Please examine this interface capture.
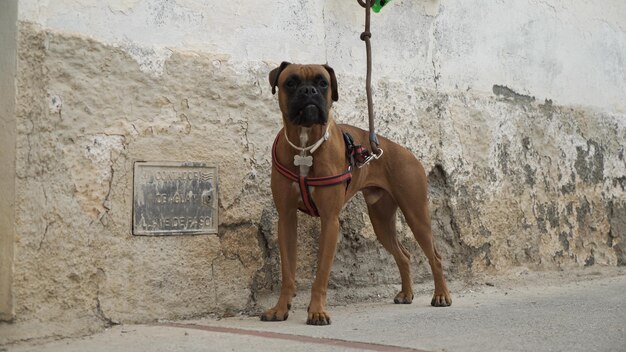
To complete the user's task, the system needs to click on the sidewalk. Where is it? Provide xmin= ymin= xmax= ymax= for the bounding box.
xmin=6 ymin=268 xmax=626 ymax=352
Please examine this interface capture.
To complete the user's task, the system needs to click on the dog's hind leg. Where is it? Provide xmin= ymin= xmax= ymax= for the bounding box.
xmin=391 ymin=165 xmax=452 ymax=307
xmin=364 ymin=187 xmax=414 ymax=304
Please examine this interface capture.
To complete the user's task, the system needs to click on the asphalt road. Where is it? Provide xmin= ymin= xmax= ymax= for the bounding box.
xmin=7 ymin=269 xmax=626 ymax=352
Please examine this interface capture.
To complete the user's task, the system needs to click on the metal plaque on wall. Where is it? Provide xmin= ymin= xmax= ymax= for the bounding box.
xmin=133 ymin=161 xmax=218 ymax=235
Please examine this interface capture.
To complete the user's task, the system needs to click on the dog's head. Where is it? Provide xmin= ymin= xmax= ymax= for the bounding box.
xmin=269 ymin=62 xmax=338 ymax=127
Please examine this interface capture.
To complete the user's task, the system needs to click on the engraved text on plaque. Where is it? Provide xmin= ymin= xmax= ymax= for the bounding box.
xmin=133 ymin=162 xmax=218 ymax=235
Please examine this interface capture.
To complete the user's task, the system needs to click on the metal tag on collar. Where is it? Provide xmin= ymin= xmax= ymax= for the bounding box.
xmin=294 ymin=155 xmax=313 ymax=167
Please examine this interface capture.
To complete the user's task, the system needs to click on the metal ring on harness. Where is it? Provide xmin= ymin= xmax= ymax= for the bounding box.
xmin=358 ymin=147 xmax=383 ymax=168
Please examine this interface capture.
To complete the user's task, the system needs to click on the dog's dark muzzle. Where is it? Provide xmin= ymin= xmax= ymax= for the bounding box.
xmin=289 ymin=85 xmax=328 ymax=126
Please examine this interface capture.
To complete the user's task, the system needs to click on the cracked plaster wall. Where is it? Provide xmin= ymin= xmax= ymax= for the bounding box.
xmin=2 ymin=0 xmax=625 ymax=344
xmin=0 ymin=0 xmax=18 ymax=323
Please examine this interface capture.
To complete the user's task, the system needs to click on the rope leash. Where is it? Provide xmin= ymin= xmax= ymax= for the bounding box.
xmin=357 ymin=0 xmax=384 ymax=163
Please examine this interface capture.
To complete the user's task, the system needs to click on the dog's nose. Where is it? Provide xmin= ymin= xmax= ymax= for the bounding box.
xmin=297 ymin=85 xmax=319 ymax=97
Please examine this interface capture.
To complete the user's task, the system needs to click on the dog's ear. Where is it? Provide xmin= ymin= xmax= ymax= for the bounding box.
xmin=269 ymin=61 xmax=291 ymax=95
xmin=323 ymin=64 xmax=339 ymax=102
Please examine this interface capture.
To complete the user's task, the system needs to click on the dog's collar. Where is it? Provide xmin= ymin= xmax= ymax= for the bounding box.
xmin=272 ymin=130 xmax=353 ymax=217
xmin=283 ymin=124 xmax=330 ymax=154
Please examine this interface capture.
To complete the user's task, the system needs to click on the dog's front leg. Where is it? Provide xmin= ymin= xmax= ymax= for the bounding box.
xmin=261 ymin=208 xmax=297 ymax=321
xmin=307 ymin=214 xmax=340 ymax=325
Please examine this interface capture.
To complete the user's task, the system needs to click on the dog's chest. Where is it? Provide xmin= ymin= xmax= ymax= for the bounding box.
xmin=298 ymin=128 xmax=311 ymax=176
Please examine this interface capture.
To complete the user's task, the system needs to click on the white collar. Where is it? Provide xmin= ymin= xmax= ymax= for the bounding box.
xmin=283 ymin=124 xmax=330 ymax=154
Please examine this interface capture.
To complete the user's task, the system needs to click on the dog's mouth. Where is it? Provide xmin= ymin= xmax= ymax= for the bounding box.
xmin=300 ymin=104 xmax=320 ymax=124
xmin=291 ymin=104 xmax=327 ymax=127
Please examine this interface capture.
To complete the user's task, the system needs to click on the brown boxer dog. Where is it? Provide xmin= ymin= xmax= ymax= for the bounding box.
xmin=261 ymin=62 xmax=451 ymax=325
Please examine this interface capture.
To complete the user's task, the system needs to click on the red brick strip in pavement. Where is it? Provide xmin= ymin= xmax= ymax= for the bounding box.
xmin=158 ymin=322 xmax=428 ymax=352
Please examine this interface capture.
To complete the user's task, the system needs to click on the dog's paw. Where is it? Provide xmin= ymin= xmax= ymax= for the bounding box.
xmin=260 ymin=306 xmax=290 ymax=322
xmin=306 ymin=310 xmax=331 ymax=325
xmin=393 ymin=291 xmax=414 ymax=304
xmin=431 ymin=292 xmax=452 ymax=307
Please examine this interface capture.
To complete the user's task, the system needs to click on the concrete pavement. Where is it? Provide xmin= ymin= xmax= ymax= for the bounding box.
xmin=5 ymin=268 xmax=626 ymax=352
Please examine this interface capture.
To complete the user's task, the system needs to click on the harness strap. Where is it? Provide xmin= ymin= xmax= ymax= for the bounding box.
xmin=272 ymin=131 xmax=353 ymax=217
xmin=298 ymin=176 xmax=319 ymax=216
xmin=343 ymin=131 xmax=372 ymax=166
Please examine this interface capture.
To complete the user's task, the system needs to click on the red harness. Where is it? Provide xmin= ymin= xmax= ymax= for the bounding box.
xmin=272 ymin=131 xmax=353 ymax=217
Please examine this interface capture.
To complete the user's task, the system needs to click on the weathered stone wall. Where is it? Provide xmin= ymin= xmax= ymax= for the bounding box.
xmin=2 ymin=0 xmax=625 ymax=344
xmin=0 ymin=0 xmax=18 ymax=323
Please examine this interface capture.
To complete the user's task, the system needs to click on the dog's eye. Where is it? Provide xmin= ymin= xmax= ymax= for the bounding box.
xmin=318 ymin=80 xmax=328 ymax=88
xmin=285 ymin=80 xmax=297 ymax=89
